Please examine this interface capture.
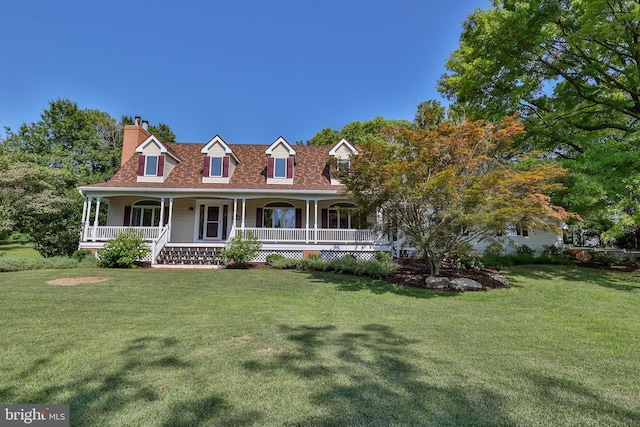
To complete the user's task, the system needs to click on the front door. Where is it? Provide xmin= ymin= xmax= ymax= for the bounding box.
xmin=197 ymin=203 xmax=229 ymax=241
xmin=205 ymin=205 xmax=221 ymax=239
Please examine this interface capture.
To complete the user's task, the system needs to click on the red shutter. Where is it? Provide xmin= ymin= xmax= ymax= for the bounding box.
xmin=295 ymin=208 xmax=302 ymax=228
xmin=222 ymin=157 xmax=229 ymax=177
xmin=203 ymin=156 xmax=210 ymax=177
xmin=157 ymin=155 xmax=165 ymax=176
xmin=123 ymin=206 xmax=131 ymax=226
xmin=321 ymin=209 xmax=328 ymax=228
xmin=330 ymin=161 xmax=337 ymax=179
xmin=267 ymin=157 xmax=274 ymax=178
xmin=256 ymin=208 xmax=263 ymax=227
xmin=137 ymin=156 xmax=145 ymax=176
xmin=522 ymin=229 xmax=529 ymax=237
xmin=286 ymin=157 xmax=293 ymax=179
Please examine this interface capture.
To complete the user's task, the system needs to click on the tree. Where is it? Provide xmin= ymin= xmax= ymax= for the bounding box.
xmin=9 ymin=98 xmax=122 ymax=185
xmin=305 ymin=117 xmax=412 ymax=145
xmin=0 ymin=162 xmax=80 ymax=257
xmin=120 ymin=116 xmax=176 ymax=143
xmin=341 ymin=116 xmax=576 ymax=276
xmin=438 ymin=0 xmax=640 ymax=246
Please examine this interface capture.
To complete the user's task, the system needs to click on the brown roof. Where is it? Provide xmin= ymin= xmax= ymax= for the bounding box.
xmin=84 ymin=142 xmax=341 ymax=192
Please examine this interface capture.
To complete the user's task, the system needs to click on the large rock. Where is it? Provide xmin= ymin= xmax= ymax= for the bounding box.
xmin=425 ymin=276 xmax=451 ymax=289
xmin=449 ymin=277 xmax=483 ymax=291
xmin=487 ymin=273 xmax=509 ymax=286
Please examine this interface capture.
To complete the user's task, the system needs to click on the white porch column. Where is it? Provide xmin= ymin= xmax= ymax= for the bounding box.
xmin=168 ymin=198 xmax=174 ymax=242
xmin=233 ymin=198 xmax=238 ymax=229
xmin=92 ymin=197 xmax=101 ymax=242
xmin=84 ymin=197 xmax=92 ymax=242
xmin=241 ymin=198 xmax=246 ymax=229
xmin=159 ymin=197 xmax=165 ymax=229
xmin=314 ymin=200 xmax=318 ymax=244
xmin=305 ymin=199 xmax=310 ymax=243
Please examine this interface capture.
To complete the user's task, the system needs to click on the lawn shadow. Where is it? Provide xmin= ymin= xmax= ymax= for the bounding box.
xmin=506 ymin=265 xmax=640 ymax=292
xmin=302 ymin=270 xmax=459 ymax=299
xmin=521 ymin=370 xmax=640 ymax=425
xmin=243 ymin=323 xmax=517 ymax=425
xmin=4 ymin=336 xmax=252 ymax=426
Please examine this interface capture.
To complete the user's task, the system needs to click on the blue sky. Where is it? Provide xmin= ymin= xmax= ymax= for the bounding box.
xmin=0 ymin=0 xmax=489 ymax=144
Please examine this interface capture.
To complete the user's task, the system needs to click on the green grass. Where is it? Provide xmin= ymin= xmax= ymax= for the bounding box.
xmin=0 ymin=242 xmax=41 ymax=258
xmin=0 ymin=265 xmax=639 ymax=426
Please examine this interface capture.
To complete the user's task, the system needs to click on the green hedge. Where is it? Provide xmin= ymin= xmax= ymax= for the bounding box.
xmin=270 ymin=254 xmax=396 ymax=279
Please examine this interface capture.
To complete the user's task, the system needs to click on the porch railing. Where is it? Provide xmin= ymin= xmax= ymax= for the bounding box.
xmin=230 ymin=227 xmax=383 ymax=244
xmin=152 ymin=226 xmax=170 ymax=263
xmin=85 ymin=226 xmax=162 ymax=241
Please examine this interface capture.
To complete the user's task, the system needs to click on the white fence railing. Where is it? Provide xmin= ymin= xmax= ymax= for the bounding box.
xmin=152 ymin=226 xmax=170 ymax=263
xmin=85 ymin=226 xmax=162 ymax=241
xmin=230 ymin=227 xmax=383 ymax=244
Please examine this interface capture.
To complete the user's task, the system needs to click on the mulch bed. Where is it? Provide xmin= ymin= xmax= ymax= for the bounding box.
xmin=382 ymin=258 xmax=508 ymax=291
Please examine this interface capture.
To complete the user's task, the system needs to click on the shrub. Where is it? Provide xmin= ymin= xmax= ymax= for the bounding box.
xmin=542 ymin=245 xmax=563 ymax=257
xmin=516 ymin=244 xmax=536 ymax=256
xmin=375 ymin=251 xmax=391 ymax=263
xmin=72 ymin=249 xmax=94 ymax=261
xmin=97 ymin=229 xmax=150 ymax=268
xmin=270 ymin=257 xmax=300 ymax=269
xmin=455 ymin=253 xmax=484 ymax=271
xmin=300 ymin=255 xmax=330 ymax=271
xmin=265 ymin=253 xmax=285 ymax=266
xmin=592 ymin=253 xmax=619 ymax=266
xmin=484 ymin=242 xmax=504 ymax=256
xmin=221 ymin=231 xmax=262 ymax=268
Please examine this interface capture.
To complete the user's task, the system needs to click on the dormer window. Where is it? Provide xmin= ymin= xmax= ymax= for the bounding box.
xmin=210 ymin=157 xmax=223 ymax=177
xmin=145 ymin=155 xmax=159 ymax=176
xmin=337 ymin=158 xmax=350 ymax=174
xmin=135 ymin=135 xmax=179 ymax=182
xmin=201 ymin=136 xmax=237 ymax=183
xmin=265 ymin=137 xmax=296 ymax=184
xmin=274 ymin=158 xmax=287 ymax=178
xmin=137 ymin=154 xmax=165 ymax=177
xmin=329 ymin=138 xmax=358 ymax=185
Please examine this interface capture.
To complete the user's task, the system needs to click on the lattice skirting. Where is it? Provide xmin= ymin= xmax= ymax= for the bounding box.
xmin=252 ymin=249 xmax=377 ymax=262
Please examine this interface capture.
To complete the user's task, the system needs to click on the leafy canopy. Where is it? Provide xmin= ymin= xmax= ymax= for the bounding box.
xmin=341 ymin=115 xmax=576 ymax=276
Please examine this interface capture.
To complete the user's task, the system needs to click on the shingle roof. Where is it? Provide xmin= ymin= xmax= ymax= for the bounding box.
xmin=84 ymin=142 xmax=341 ymax=191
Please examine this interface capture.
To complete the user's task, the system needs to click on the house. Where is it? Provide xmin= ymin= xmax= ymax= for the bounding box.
xmin=77 ymin=117 xmax=562 ymax=266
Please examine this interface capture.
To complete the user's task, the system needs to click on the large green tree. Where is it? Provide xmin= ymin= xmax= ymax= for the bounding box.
xmin=438 ymin=0 xmax=640 ymax=246
xmin=305 ymin=116 xmax=412 ymax=146
xmin=341 ymin=115 xmax=575 ymax=276
xmin=8 ymin=98 xmax=122 ymax=185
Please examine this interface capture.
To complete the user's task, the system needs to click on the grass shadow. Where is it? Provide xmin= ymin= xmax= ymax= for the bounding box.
xmin=2 ymin=335 xmax=245 ymax=426
xmin=521 ymin=370 xmax=640 ymax=424
xmin=506 ymin=264 xmax=640 ymax=292
xmin=243 ymin=323 xmax=517 ymax=425
xmin=302 ymin=270 xmax=459 ymax=299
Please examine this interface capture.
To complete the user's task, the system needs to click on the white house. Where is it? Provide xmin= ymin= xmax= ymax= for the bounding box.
xmin=77 ymin=118 xmax=561 ymax=266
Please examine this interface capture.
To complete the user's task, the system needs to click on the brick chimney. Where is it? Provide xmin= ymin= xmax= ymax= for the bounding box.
xmin=121 ymin=116 xmax=151 ymax=166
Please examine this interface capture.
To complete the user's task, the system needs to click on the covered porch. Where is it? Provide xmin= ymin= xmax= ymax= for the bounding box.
xmin=78 ymin=192 xmax=389 ymax=263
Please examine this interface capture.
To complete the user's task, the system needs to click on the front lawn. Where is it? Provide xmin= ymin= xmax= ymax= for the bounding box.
xmin=0 ymin=265 xmax=638 ymax=426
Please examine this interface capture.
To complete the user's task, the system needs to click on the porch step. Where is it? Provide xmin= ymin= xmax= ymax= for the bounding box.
xmin=156 ymin=246 xmax=223 ymax=266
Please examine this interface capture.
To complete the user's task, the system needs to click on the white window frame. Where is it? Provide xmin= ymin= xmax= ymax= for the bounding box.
xmin=274 ymin=158 xmax=287 ymax=178
xmin=144 ymin=155 xmax=159 ymax=176
xmin=210 ymin=156 xmax=223 ymax=177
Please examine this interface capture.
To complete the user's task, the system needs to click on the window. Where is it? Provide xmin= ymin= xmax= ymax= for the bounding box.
xmin=263 ymin=202 xmax=295 ymax=228
xmin=337 ymin=158 xmax=350 ymax=174
xmin=327 ymin=203 xmax=365 ymax=229
xmin=130 ymin=200 xmax=161 ymax=227
xmin=210 ymin=157 xmax=223 ymax=177
xmin=145 ymin=156 xmax=158 ymax=176
xmin=274 ymin=158 xmax=287 ymax=178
